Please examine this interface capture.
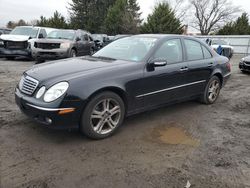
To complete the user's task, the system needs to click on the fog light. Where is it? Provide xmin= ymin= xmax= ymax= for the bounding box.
xmin=45 ymin=117 xmax=52 ymax=124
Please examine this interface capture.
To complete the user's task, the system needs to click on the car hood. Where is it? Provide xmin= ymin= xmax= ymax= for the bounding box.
xmin=35 ymin=38 xmax=72 ymax=44
xmin=242 ymin=56 xmax=250 ymax=62
xmin=0 ymin=34 xmax=31 ymax=41
xmin=26 ymin=57 xmax=132 ymax=83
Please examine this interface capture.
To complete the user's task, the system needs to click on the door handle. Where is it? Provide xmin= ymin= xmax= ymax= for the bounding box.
xmin=208 ymin=62 xmax=214 ymax=67
xmin=180 ymin=67 xmax=189 ymax=72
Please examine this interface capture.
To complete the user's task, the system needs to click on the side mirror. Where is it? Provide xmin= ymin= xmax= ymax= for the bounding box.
xmin=76 ymin=37 xmax=81 ymax=42
xmin=38 ymin=33 xmax=44 ymax=39
xmin=84 ymin=34 xmax=89 ymax=41
xmin=147 ymin=58 xmax=167 ymax=71
xmin=151 ymin=58 xmax=167 ymax=67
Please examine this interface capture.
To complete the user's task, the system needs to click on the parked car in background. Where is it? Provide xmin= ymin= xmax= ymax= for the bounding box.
xmin=0 ymin=26 xmax=54 ymax=60
xmin=204 ymin=38 xmax=234 ymax=59
xmin=113 ymin=35 xmax=131 ymax=41
xmin=239 ymin=56 xmax=250 ymax=73
xmin=92 ymin=34 xmax=110 ymax=50
xmin=0 ymin=28 xmax=12 ymax=35
xmin=15 ymin=35 xmax=231 ymax=139
xmin=0 ymin=28 xmax=12 ymax=48
xmin=32 ymin=29 xmax=95 ymax=63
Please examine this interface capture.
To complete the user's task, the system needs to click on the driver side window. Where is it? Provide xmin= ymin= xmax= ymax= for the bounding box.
xmin=154 ymin=39 xmax=183 ymax=64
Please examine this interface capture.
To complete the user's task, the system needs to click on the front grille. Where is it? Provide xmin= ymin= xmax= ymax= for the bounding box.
xmin=244 ymin=61 xmax=250 ymax=65
xmin=38 ymin=52 xmax=57 ymax=55
xmin=19 ymin=75 xmax=39 ymax=96
xmin=5 ymin=41 xmax=28 ymax=49
xmin=35 ymin=42 xmax=61 ymax=49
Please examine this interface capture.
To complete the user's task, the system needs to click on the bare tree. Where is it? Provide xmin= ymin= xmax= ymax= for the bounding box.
xmin=190 ymin=0 xmax=240 ymax=35
xmin=160 ymin=0 xmax=189 ymax=21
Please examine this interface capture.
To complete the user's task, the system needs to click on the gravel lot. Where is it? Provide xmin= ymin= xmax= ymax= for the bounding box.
xmin=0 ymin=55 xmax=250 ymax=188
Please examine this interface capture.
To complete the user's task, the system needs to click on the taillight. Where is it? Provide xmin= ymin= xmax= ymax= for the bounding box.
xmin=226 ymin=62 xmax=231 ymax=72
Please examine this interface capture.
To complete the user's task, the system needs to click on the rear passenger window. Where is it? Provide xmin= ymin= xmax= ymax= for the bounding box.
xmin=202 ymin=45 xmax=212 ymax=59
xmin=154 ymin=39 xmax=183 ymax=64
xmin=184 ymin=39 xmax=203 ymax=61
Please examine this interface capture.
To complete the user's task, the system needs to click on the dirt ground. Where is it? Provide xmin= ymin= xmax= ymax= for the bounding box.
xmin=0 ymin=55 xmax=250 ymax=188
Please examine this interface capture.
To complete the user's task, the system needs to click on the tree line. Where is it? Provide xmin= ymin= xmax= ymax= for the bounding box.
xmin=6 ymin=0 xmax=249 ymax=35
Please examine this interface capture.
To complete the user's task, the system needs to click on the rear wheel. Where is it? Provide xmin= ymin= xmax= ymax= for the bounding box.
xmin=80 ymin=92 xmax=125 ymax=139
xmin=200 ymin=76 xmax=221 ymax=104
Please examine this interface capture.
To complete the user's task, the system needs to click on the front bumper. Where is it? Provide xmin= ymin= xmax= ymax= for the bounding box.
xmin=239 ymin=62 xmax=250 ymax=72
xmin=32 ymin=48 xmax=70 ymax=60
xmin=15 ymin=88 xmax=82 ymax=130
xmin=0 ymin=47 xmax=31 ymax=58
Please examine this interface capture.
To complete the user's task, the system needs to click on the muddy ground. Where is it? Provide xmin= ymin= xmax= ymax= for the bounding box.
xmin=0 ymin=55 xmax=250 ymax=188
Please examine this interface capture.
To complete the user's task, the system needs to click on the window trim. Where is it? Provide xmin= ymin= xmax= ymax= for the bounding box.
xmin=183 ymin=39 xmax=205 ymax=62
xmin=152 ymin=38 xmax=184 ymax=65
xmin=201 ymin=44 xmax=213 ymax=59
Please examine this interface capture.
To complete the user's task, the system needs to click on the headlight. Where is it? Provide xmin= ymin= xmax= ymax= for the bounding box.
xmin=36 ymin=86 xmax=46 ymax=99
xmin=44 ymin=82 xmax=69 ymax=103
xmin=60 ymin=43 xmax=70 ymax=49
xmin=240 ymin=58 xmax=245 ymax=64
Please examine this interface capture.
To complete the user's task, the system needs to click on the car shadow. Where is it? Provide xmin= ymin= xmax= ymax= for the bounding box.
xmin=22 ymin=100 xmax=202 ymax=144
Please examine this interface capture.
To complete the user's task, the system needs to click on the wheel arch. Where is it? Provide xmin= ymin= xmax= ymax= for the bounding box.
xmin=86 ymin=86 xmax=129 ymax=112
xmin=212 ymin=72 xmax=223 ymax=86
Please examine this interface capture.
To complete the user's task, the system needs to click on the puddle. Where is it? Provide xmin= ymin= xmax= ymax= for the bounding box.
xmin=158 ymin=127 xmax=200 ymax=146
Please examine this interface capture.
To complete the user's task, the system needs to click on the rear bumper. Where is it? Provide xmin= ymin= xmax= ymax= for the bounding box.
xmin=32 ymin=48 xmax=70 ymax=60
xmin=223 ymin=72 xmax=231 ymax=87
xmin=0 ymin=47 xmax=31 ymax=58
xmin=15 ymin=88 xmax=81 ymax=130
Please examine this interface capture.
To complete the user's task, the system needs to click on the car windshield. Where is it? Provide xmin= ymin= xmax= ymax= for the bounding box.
xmin=47 ymin=30 xmax=76 ymax=40
xmin=93 ymin=36 xmax=158 ymax=62
xmin=10 ymin=27 xmax=39 ymax=38
xmin=212 ymin=39 xmax=227 ymax=45
xmin=92 ymin=34 xmax=103 ymax=42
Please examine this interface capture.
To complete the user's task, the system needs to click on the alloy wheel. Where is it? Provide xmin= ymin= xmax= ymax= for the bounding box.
xmin=90 ymin=98 xmax=121 ymax=135
xmin=208 ymin=80 xmax=220 ymax=103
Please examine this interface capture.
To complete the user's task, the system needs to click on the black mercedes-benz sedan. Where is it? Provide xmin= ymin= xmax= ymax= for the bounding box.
xmin=239 ymin=56 xmax=250 ymax=73
xmin=15 ymin=35 xmax=231 ymax=139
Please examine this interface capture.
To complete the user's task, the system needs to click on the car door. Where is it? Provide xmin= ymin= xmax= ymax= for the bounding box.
xmin=139 ymin=38 xmax=189 ymax=109
xmin=183 ymin=39 xmax=214 ymax=96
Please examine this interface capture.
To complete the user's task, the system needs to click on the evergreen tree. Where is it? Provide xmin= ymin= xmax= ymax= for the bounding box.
xmin=103 ymin=0 xmax=127 ymax=35
xmin=36 ymin=11 xmax=68 ymax=29
xmin=217 ymin=13 xmax=250 ymax=35
xmin=127 ymin=0 xmax=142 ymax=26
xmin=69 ymin=0 xmax=116 ymax=33
xmin=103 ymin=0 xmax=142 ymax=35
xmin=140 ymin=2 xmax=183 ymax=34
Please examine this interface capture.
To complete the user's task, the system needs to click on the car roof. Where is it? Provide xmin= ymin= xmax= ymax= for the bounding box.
xmin=135 ymin=34 xmax=197 ymax=39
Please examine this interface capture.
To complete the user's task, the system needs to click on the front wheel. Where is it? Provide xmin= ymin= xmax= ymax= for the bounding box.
xmin=200 ymin=76 xmax=221 ymax=104
xmin=80 ymin=92 xmax=125 ymax=139
xmin=6 ymin=57 xmax=15 ymax=60
xmin=69 ymin=49 xmax=77 ymax=58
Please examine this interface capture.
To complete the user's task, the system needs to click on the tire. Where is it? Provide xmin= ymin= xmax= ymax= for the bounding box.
xmin=36 ymin=59 xmax=45 ymax=64
xmin=69 ymin=49 xmax=77 ymax=57
xmin=200 ymin=76 xmax=221 ymax=104
xmin=80 ymin=92 xmax=125 ymax=139
xmin=6 ymin=57 xmax=15 ymax=60
xmin=90 ymin=48 xmax=94 ymax=56
xmin=241 ymin=70 xmax=248 ymax=74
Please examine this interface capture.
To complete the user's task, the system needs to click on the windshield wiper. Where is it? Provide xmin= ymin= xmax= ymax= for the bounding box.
xmin=92 ymin=56 xmax=116 ymax=61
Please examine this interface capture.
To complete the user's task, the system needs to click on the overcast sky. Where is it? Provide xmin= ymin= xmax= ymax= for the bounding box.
xmin=0 ymin=0 xmax=249 ymax=28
